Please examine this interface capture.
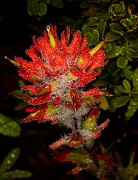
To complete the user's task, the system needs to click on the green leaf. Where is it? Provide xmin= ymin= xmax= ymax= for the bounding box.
xmin=125 ymin=103 xmax=138 ymax=119
xmin=103 ymin=42 xmax=113 ymax=52
xmin=84 ymin=29 xmax=99 ymax=45
xmin=98 ymin=96 xmax=109 ymax=110
xmin=92 ymin=79 xmax=106 ymax=87
xmin=0 ymin=148 xmax=20 ymax=174
xmin=0 ymin=114 xmax=21 ymax=137
xmin=87 ymin=17 xmax=99 ymax=26
xmin=96 ymin=12 xmax=110 ymax=20
xmin=105 ymin=46 xmax=121 ymax=59
xmin=113 ymin=87 xmax=122 ymax=96
xmin=121 ymin=46 xmax=129 ymax=56
xmin=108 ymin=1 xmax=126 ymax=19
xmin=107 ymin=97 xmax=117 ymax=112
xmin=127 ymin=49 xmax=138 ymax=59
xmin=117 ymin=56 xmax=128 ymax=68
xmin=130 ymin=98 xmax=138 ymax=106
xmin=110 ymin=23 xmax=124 ymax=35
xmin=134 ymin=95 xmax=138 ymax=100
xmin=122 ymin=66 xmax=133 ymax=80
xmin=121 ymin=15 xmax=138 ymax=32
xmin=114 ymin=85 xmax=128 ymax=95
xmin=115 ymin=96 xmax=130 ymax=107
xmin=97 ymin=20 xmax=106 ymax=38
xmin=128 ymin=40 xmax=138 ymax=48
xmin=27 ymin=0 xmax=38 ymax=16
xmin=82 ymin=24 xmax=92 ymax=33
xmin=15 ymin=102 xmax=28 ymax=111
xmin=133 ymin=68 xmax=138 ymax=87
xmin=2 ymin=169 xmax=32 ymax=179
xmin=123 ymin=79 xmax=131 ymax=92
xmin=132 ymin=87 xmax=138 ymax=94
xmin=105 ymin=31 xmax=121 ymax=42
xmin=11 ymin=90 xmax=23 ymax=100
xmin=50 ymin=0 xmax=63 ymax=8
xmin=37 ymin=2 xmax=47 ymax=16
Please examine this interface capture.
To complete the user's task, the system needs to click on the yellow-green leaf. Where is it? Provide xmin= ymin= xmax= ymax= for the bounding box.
xmin=2 ymin=169 xmax=32 ymax=179
xmin=0 ymin=148 xmax=20 ymax=174
xmin=0 ymin=114 xmax=21 ymax=137
xmin=125 ymin=103 xmax=138 ymax=119
xmin=123 ymin=79 xmax=131 ymax=92
xmin=133 ymin=68 xmax=138 ymax=87
xmin=115 ymin=96 xmax=130 ymax=107
xmin=99 ymin=96 xmax=109 ymax=110
xmin=117 ymin=56 xmax=128 ymax=68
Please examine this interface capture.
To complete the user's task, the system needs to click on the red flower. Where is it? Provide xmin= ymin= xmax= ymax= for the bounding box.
xmin=8 ymin=24 xmax=111 ymax=174
xmin=14 ymin=24 xmax=107 ymax=125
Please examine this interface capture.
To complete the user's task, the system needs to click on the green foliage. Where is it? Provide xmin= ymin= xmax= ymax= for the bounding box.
xmin=0 ymin=114 xmax=21 ymax=137
xmin=0 ymin=148 xmax=32 ymax=179
xmin=11 ymin=81 xmax=28 ymax=111
xmin=0 ymin=113 xmax=32 ymax=179
xmin=81 ymin=0 xmax=138 ymax=120
xmin=116 ymin=150 xmax=138 ymax=180
xmin=27 ymin=0 xmax=63 ymax=16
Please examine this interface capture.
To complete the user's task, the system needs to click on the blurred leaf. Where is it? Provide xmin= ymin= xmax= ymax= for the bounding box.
xmin=84 ymin=29 xmax=99 ymax=44
xmin=133 ymin=95 xmax=138 ymax=100
xmin=122 ymin=66 xmax=133 ymax=80
xmin=87 ymin=17 xmax=99 ymax=26
xmin=98 ymin=96 xmax=109 ymax=110
xmin=82 ymin=24 xmax=92 ymax=33
xmin=27 ymin=0 xmax=38 ymax=16
xmin=114 ymin=85 xmax=128 ymax=95
xmin=121 ymin=15 xmax=138 ymax=32
xmin=133 ymin=68 xmax=138 ymax=87
xmin=123 ymin=79 xmax=131 ymax=92
xmin=115 ymin=96 xmax=130 ymax=107
xmin=37 ymin=2 xmax=47 ymax=16
xmin=92 ymin=79 xmax=106 ymax=87
xmin=2 ymin=169 xmax=32 ymax=179
xmin=121 ymin=46 xmax=129 ymax=56
xmin=103 ymin=42 xmax=113 ymax=52
xmin=117 ymin=56 xmax=128 ymax=68
xmin=107 ymin=97 xmax=117 ymax=112
xmin=130 ymin=98 xmax=138 ymax=106
xmin=0 ymin=114 xmax=21 ymax=137
xmin=127 ymin=49 xmax=138 ymax=59
xmin=97 ymin=20 xmax=106 ymax=38
xmin=15 ymin=102 xmax=28 ymax=111
xmin=110 ymin=23 xmax=124 ymax=35
xmin=50 ymin=0 xmax=63 ymax=8
xmin=113 ymin=87 xmax=122 ymax=96
xmin=108 ymin=1 xmax=126 ymax=19
xmin=125 ymin=103 xmax=138 ymax=119
xmin=0 ymin=149 xmax=20 ymax=174
xmin=11 ymin=90 xmax=23 ymax=100
xmin=96 ymin=12 xmax=110 ymax=20
xmin=105 ymin=46 xmax=121 ymax=59
xmin=105 ymin=31 xmax=121 ymax=42
xmin=132 ymin=87 xmax=138 ymax=94
xmin=128 ymin=40 xmax=138 ymax=48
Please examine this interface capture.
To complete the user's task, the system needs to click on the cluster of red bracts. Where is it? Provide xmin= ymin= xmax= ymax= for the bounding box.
xmin=13 ymin=24 xmax=109 ymax=150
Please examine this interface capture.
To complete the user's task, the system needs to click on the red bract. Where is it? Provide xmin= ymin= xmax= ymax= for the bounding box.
xmin=11 ymin=25 xmax=111 ymax=174
xmin=14 ymin=24 xmax=107 ymax=125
